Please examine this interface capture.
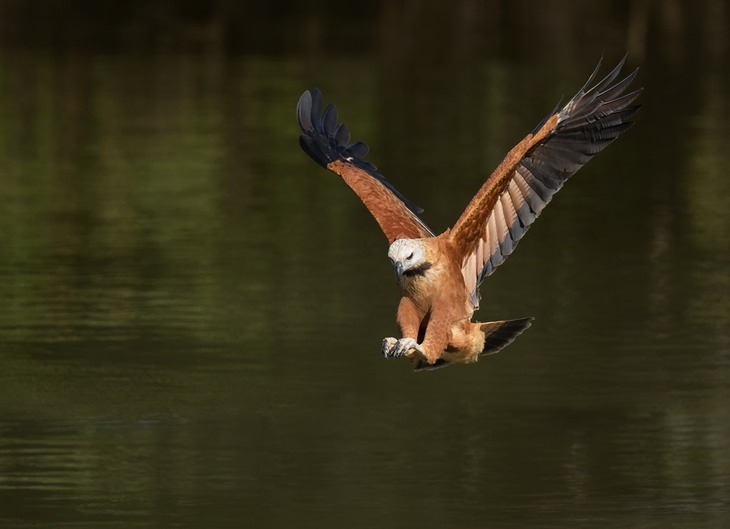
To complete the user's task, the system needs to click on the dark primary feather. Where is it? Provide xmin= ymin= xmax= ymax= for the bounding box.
xmin=297 ymin=89 xmax=425 ymax=216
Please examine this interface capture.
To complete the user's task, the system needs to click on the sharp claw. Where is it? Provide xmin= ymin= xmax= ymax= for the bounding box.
xmin=381 ymin=337 xmax=423 ymax=360
xmin=382 ymin=338 xmax=398 ymax=358
xmin=396 ymin=338 xmax=416 ymax=358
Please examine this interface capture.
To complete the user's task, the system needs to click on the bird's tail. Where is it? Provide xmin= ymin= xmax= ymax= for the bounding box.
xmin=480 ymin=317 xmax=534 ymax=356
xmin=414 ymin=317 xmax=533 ymax=371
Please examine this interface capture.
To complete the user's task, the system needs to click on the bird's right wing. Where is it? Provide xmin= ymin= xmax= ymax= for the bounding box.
xmin=449 ymin=57 xmax=641 ymax=309
xmin=298 ymin=89 xmax=434 ymax=244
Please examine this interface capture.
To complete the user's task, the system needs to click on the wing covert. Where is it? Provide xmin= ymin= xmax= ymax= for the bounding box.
xmin=297 ymin=89 xmax=434 ymax=243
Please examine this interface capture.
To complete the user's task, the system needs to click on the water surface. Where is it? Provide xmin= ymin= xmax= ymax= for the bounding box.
xmin=0 ymin=8 xmax=729 ymax=528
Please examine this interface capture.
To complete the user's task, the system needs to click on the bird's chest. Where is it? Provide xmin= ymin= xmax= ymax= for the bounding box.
xmin=398 ymin=260 xmax=472 ymax=321
xmin=398 ymin=267 xmax=445 ymax=313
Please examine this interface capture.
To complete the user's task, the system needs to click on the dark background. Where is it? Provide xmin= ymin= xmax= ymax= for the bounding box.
xmin=0 ymin=1 xmax=728 ymax=528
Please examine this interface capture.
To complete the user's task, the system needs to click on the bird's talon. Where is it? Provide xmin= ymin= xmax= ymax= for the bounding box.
xmin=381 ymin=337 xmax=420 ymax=359
xmin=382 ymin=337 xmax=398 ymax=358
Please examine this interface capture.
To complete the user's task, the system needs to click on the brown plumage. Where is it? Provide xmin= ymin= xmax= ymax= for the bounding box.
xmin=297 ymin=57 xmax=641 ymax=370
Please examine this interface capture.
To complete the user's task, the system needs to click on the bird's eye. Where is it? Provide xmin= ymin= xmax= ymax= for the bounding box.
xmin=406 ymin=252 xmax=414 ymax=261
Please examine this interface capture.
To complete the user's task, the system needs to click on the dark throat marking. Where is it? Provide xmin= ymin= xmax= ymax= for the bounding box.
xmin=403 ymin=261 xmax=432 ymax=277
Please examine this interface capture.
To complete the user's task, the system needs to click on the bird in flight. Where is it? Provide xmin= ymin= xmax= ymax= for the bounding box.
xmin=297 ymin=57 xmax=641 ymax=371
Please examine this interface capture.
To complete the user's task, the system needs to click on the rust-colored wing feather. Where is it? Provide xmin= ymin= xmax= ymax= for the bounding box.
xmin=297 ymin=89 xmax=433 ymax=243
xmin=450 ymin=57 xmax=642 ymax=309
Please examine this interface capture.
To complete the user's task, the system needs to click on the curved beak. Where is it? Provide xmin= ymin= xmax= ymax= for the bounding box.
xmin=394 ymin=261 xmax=404 ymax=279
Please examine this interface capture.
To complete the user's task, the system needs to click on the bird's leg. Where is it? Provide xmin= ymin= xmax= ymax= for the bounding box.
xmin=416 ymin=306 xmax=451 ymax=365
xmin=381 ymin=297 xmax=426 ymax=360
xmin=381 ymin=337 xmax=424 ymax=359
xmin=382 ymin=302 xmax=449 ymax=364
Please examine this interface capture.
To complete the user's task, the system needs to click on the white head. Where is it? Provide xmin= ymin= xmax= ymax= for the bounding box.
xmin=387 ymin=239 xmax=428 ymax=279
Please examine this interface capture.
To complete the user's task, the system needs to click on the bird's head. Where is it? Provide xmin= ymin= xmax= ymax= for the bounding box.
xmin=388 ymin=239 xmax=430 ymax=280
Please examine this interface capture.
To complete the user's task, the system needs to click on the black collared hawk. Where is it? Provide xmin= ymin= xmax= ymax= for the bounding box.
xmin=297 ymin=57 xmax=641 ymax=370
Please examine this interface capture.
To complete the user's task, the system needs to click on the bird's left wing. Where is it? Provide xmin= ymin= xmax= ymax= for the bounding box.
xmin=298 ymin=89 xmax=434 ymax=244
xmin=449 ymin=57 xmax=642 ymax=309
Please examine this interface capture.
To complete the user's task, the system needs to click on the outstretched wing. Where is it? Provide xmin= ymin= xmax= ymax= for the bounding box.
xmin=449 ymin=57 xmax=642 ymax=309
xmin=298 ymin=89 xmax=434 ymax=243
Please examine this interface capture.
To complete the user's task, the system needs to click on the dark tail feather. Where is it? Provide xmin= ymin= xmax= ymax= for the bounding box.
xmin=414 ymin=317 xmax=533 ymax=372
xmin=413 ymin=357 xmax=451 ymax=372
xmin=480 ymin=317 xmax=534 ymax=356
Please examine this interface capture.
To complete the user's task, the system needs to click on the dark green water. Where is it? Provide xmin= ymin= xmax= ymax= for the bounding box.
xmin=0 ymin=7 xmax=729 ymax=528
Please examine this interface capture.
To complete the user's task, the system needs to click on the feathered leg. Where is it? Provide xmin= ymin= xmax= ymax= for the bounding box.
xmin=413 ymin=317 xmax=533 ymax=371
xmin=382 ymin=297 xmax=426 ymax=359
